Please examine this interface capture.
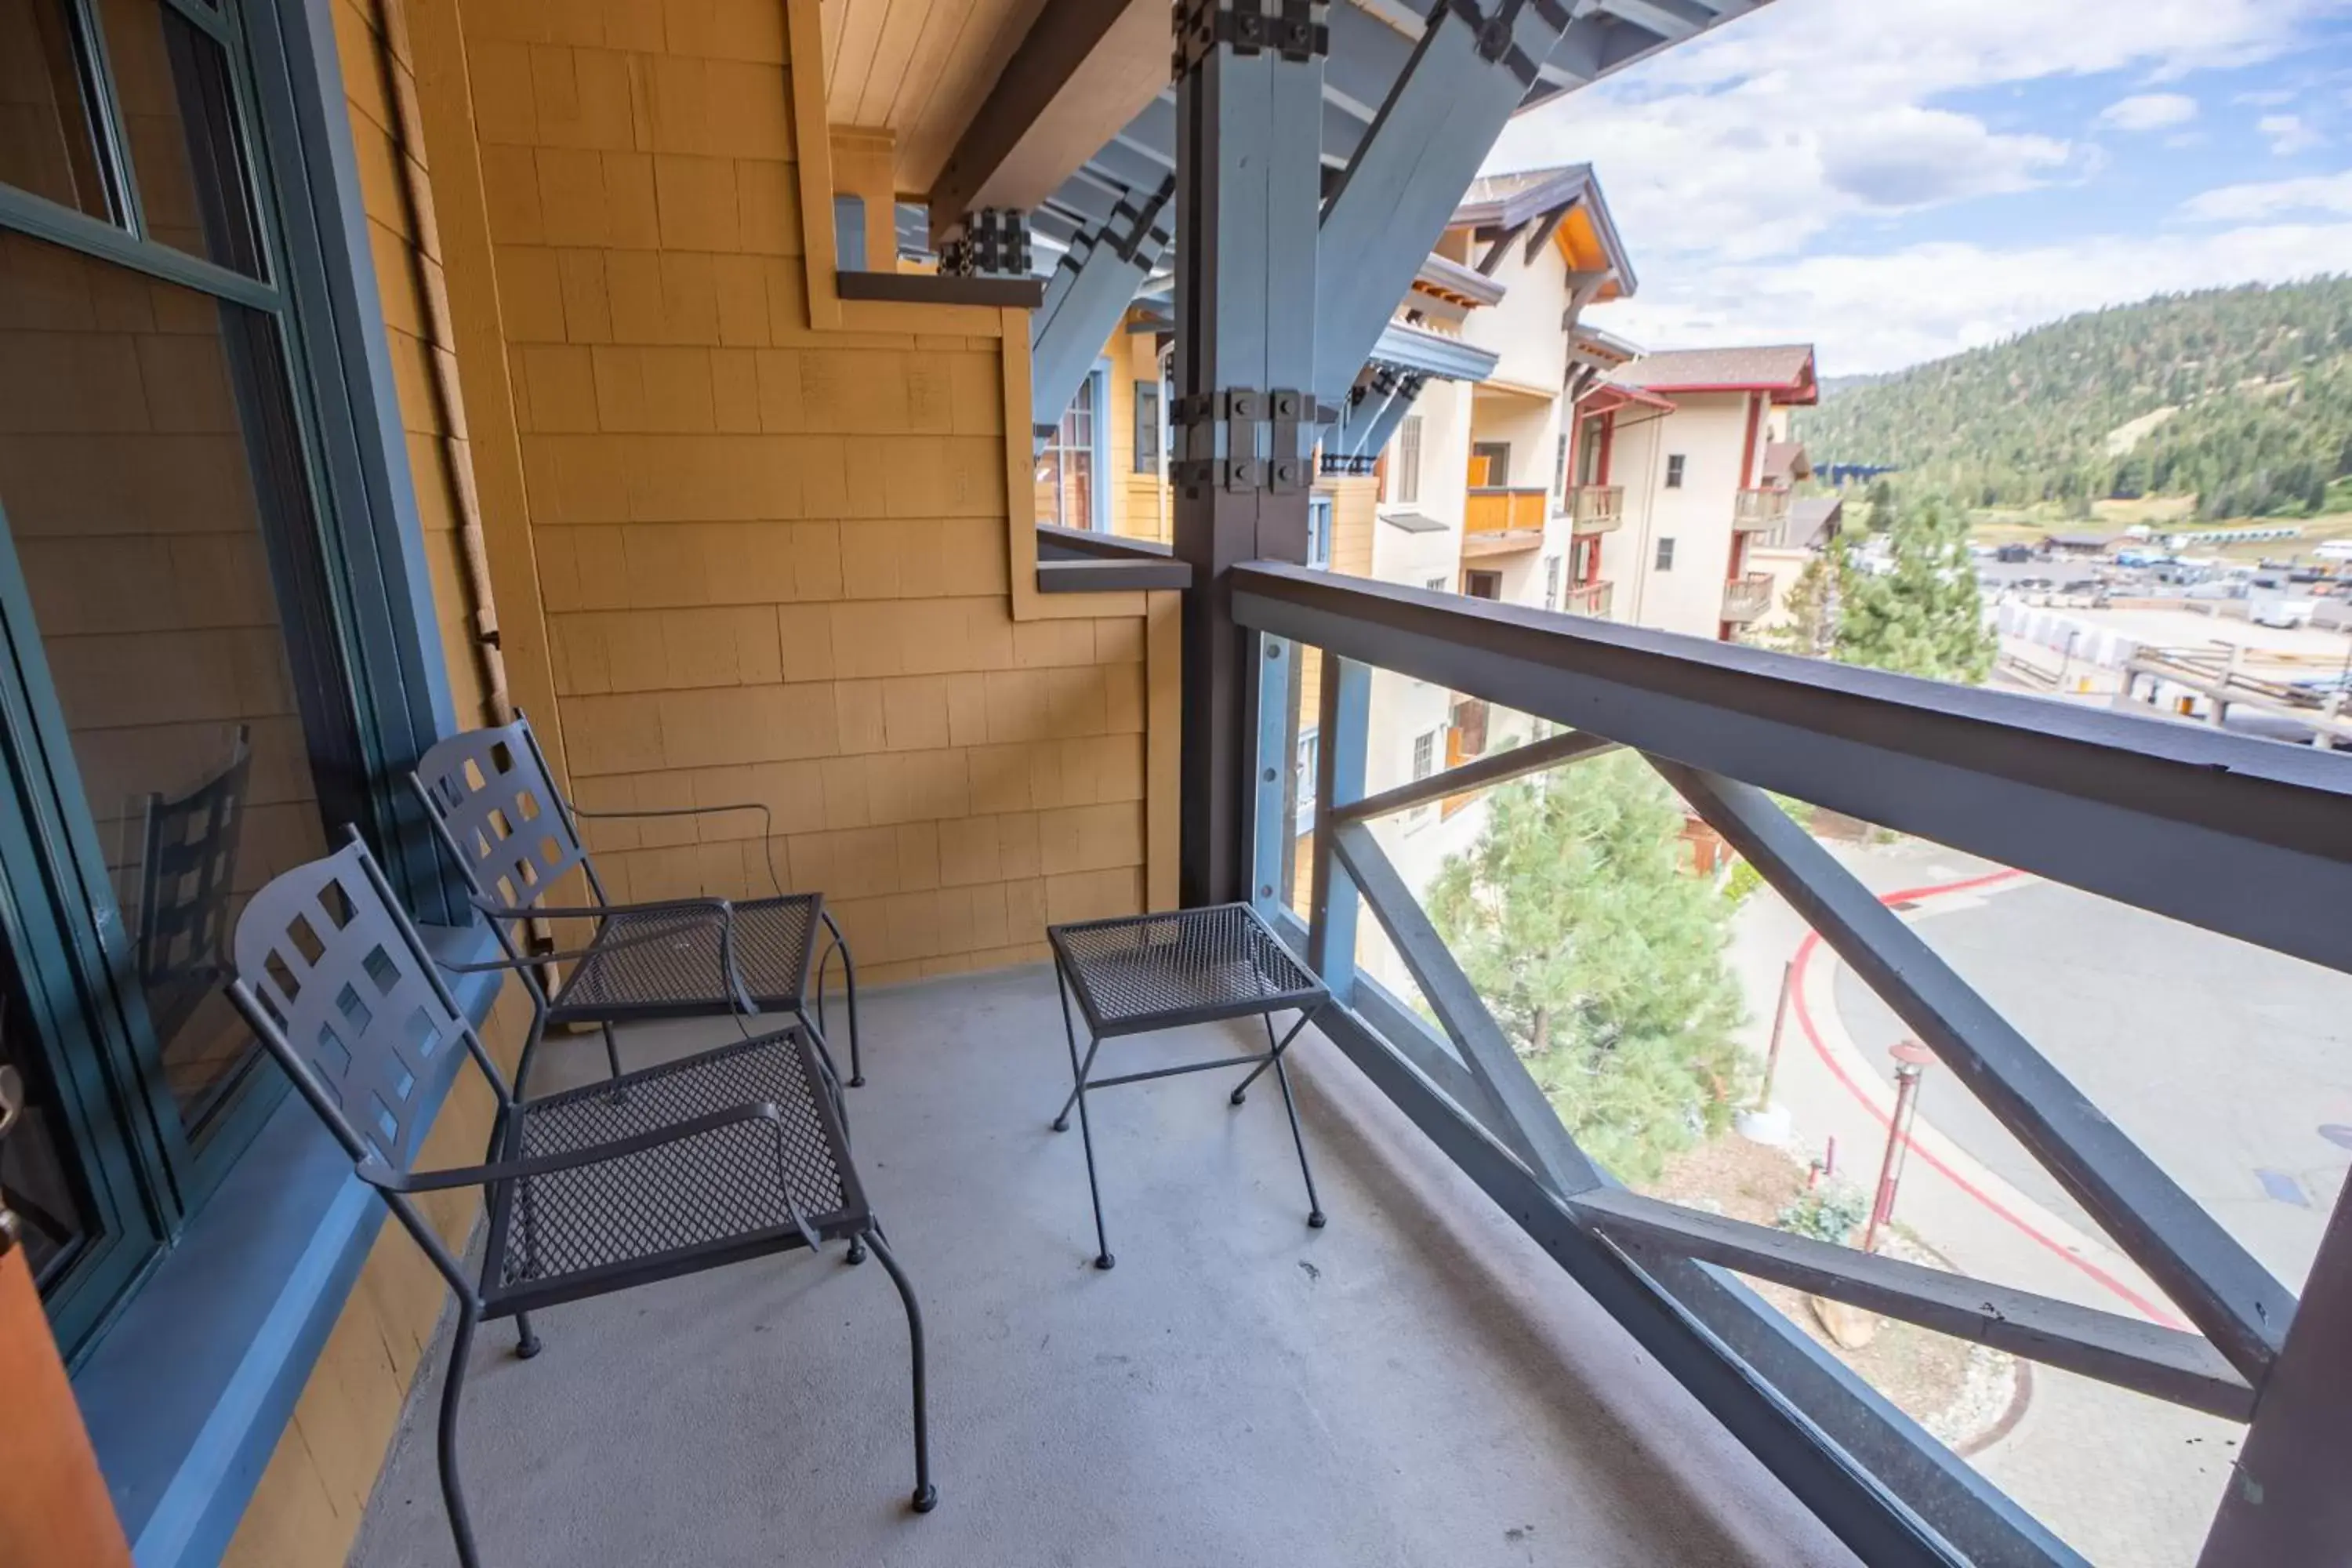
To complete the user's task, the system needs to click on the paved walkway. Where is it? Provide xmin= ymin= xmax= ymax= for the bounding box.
xmin=1726 ymin=836 xmax=2352 ymax=1568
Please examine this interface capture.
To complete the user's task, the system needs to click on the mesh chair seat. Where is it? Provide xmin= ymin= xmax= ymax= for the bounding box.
xmin=485 ymin=1029 xmax=862 ymax=1310
xmin=1049 ymin=904 xmax=1326 ymax=1039
xmin=548 ymin=894 xmax=822 ymax=1024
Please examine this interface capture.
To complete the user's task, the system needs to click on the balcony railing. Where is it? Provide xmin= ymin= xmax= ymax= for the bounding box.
xmin=1462 ymin=488 xmax=1547 ymax=553
xmin=1238 ymin=562 xmax=2352 ymax=1568
xmin=1563 ymin=579 xmax=1613 ymax=619
xmin=1569 ymin=485 xmax=1624 ymax=535
xmin=1734 ymin=487 xmax=1791 ymax=535
xmin=1720 ymin=571 xmax=1774 ymax=622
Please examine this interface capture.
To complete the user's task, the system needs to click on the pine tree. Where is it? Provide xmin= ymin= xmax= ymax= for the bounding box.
xmin=1833 ymin=492 xmax=1995 ymax=685
xmin=1425 ymin=753 xmax=1746 ymax=1184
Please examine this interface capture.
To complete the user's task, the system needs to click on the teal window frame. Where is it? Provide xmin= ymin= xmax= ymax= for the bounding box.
xmin=0 ymin=0 xmax=470 ymax=1363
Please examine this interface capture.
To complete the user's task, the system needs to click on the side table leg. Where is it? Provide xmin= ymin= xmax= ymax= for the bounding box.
xmin=1268 ymin=1010 xmax=1327 ymax=1229
xmin=1052 ymin=962 xmax=1116 ymax=1269
xmin=1229 ymin=1011 xmax=1284 ymax=1105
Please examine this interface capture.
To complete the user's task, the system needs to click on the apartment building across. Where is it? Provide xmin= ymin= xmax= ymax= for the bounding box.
xmin=1577 ymin=344 xmax=1822 ymax=640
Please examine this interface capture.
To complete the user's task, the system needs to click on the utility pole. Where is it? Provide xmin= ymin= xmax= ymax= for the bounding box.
xmin=1864 ymin=1039 xmax=1933 ymax=1254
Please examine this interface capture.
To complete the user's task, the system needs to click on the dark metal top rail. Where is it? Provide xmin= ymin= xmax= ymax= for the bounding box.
xmin=1231 ymin=561 xmax=2352 ymax=976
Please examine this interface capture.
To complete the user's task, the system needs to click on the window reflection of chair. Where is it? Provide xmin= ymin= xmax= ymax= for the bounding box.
xmin=134 ymin=726 xmax=252 ymax=1048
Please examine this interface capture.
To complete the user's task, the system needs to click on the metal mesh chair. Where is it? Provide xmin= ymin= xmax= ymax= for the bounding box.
xmin=224 ymin=830 xmax=935 ymax=1568
xmin=1047 ymin=903 xmax=1330 ymax=1268
xmin=410 ymin=717 xmax=864 ymax=1098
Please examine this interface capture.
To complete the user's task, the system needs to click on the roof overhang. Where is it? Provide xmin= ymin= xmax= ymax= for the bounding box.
xmin=1372 ymin=319 xmax=1500 ymax=383
xmin=1577 ymin=383 xmax=1678 ymax=416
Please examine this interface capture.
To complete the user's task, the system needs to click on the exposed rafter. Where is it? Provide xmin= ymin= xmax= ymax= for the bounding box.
xmin=924 ymin=0 xmax=1167 ymax=248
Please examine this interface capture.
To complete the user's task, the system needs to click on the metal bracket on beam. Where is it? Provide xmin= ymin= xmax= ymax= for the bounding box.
xmin=1175 ymin=0 xmax=1330 ymax=74
xmin=941 ymin=208 xmax=1031 ymax=277
xmin=1171 ymin=387 xmax=1309 ymax=492
xmin=1444 ymin=0 xmax=1542 ymax=83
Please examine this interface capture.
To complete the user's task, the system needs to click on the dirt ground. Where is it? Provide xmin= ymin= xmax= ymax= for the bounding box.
xmin=1642 ymin=1134 xmax=1990 ymax=1436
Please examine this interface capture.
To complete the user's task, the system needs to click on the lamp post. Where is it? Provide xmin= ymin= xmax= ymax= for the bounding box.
xmin=1864 ymin=1039 xmax=1934 ymax=1254
xmin=1736 ymin=960 xmax=1798 ymax=1146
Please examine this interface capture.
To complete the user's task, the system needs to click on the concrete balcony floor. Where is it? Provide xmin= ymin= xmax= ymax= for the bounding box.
xmin=352 ymin=964 xmax=1859 ymax=1568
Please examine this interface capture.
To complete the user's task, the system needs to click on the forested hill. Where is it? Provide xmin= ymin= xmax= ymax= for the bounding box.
xmin=1794 ymin=278 xmax=2352 ymax=518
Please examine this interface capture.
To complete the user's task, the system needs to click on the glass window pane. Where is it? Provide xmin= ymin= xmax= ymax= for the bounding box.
xmin=0 ymin=0 xmax=112 ymax=219
xmin=1 ymin=941 xmax=97 ymax=1290
xmin=0 ymin=230 xmax=327 ymax=1138
xmin=98 ymin=0 xmax=263 ymax=275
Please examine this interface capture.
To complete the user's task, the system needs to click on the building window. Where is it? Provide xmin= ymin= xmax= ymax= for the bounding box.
xmin=1412 ymin=731 xmax=1437 ymax=780
xmin=1465 ymin=569 xmax=1502 ymax=601
xmin=1577 ymin=415 xmax=1606 ymax=485
xmin=1393 ymin=415 xmax=1423 ymax=503
xmin=1544 ymin=555 xmax=1562 ymax=609
xmin=1657 ymin=537 xmax=1677 ymax=571
xmin=1036 ymin=372 xmax=1102 ymax=529
xmin=0 ymin=0 xmax=465 ymax=1357
xmin=1426 ymin=575 xmax=1449 ymax=593
xmin=1470 ymin=441 xmax=1510 ymax=486
xmin=1308 ymin=494 xmax=1334 ymax=568
xmin=1295 ymin=730 xmax=1320 ymax=832
xmin=1665 ymin=454 xmax=1686 ymax=488
xmin=833 ymin=194 xmax=867 ymax=270
xmin=1134 ymin=380 xmax=1161 ymax=473
xmin=1552 ymin=432 xmax=1568 ymax=511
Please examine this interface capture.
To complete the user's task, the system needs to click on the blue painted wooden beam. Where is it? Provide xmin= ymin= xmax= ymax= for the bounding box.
xmin=1030 ymin=176 xmax=1174 ymax=437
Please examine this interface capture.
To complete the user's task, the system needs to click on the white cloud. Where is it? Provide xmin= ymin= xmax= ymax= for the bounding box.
xmin=1490 ymin=0 xmax=2334 ymax=263
xmin=2100 ymin=93 xmax=2201 ymax=130
xmin=2259 ymin=113 xmax=2328 ymax=154
xmin=2183 ymin=169 xmax=2352 ymax=220
xmin=1588 ymin=224 xmax=2352 ymax=376
xmin=1479 ymin=0 xmax=2349 ymax=374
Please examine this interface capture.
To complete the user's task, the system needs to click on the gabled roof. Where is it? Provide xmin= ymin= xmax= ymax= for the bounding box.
xmin=1606 ymin=345 xmax=1818 ymax=405
xmin=1787 ymin=496 xmax=1844 ymax=551
xmin=1449 ymin=163 xmax=1635 ymax=300
xmin=1764 ymin=440 xmax=1811 ymax=484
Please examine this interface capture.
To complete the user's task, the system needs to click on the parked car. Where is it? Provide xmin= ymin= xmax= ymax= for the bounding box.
xmin=2252 ymin=596 xmax=2317 ymax=629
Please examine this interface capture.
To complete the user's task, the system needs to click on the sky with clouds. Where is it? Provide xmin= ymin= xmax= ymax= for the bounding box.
xmin=1483 ymin=0 xmax=2352 ymax=376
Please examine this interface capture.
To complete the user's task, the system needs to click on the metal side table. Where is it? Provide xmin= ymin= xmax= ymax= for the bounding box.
xmin=1046 ymin=904 xmax=1330 ymax=1269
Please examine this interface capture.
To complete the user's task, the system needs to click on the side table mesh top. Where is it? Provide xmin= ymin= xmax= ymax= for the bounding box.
xmin=1046 ymin=903 xmax=1332 ymax=1269
xmin=1049 ymin=904 xmax=1325 ymax=1037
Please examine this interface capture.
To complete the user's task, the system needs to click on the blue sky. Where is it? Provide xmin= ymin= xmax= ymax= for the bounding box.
xmin=1484 ymin=0 xmax=2352 ymax=375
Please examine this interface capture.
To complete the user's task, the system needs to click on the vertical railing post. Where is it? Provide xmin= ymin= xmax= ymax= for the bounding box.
xmin=2199 ymin=1181 xmax=2352 ymax=1566
xmin=1250 ymin=633 xmax=1292 ymax=916
xmin=1308 ymin=652 xmax=1367 ymax=1004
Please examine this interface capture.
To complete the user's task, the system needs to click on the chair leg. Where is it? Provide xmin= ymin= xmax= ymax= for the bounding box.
xmin=1267 ymin=1014 xmax=1327 ymax=1229
xmin=1229 ymin=1012 xmax=1283 ymax=1105
xmin=862 ymin=1226 xmax=936 ymax=1513
xmin=597 ymin=1020 xmax=626 ymax=1098
xmin=439 ymin=1304 xmax=485 ymax=1568
xmin=821 ymin=909 xmax=863 ymax=1087
xmin=514 ymin=1308 xmax=543 ymax=1359
xmin=796 ymin=1008 xmax=852 ymax=1147
xmin=1052 ymin=964 xmax=1115 ymax=1269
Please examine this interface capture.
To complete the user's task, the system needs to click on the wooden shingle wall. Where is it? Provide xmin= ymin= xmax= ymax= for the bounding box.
xmin=461 ymin=0 xmax=1149 ymax=982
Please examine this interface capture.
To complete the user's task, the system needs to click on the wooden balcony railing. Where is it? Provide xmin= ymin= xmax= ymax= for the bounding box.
xmin=1463 ymin=488 xmax=1548 ymax=540
xmin=1721 ymin=571 xmax=1775 ymax=622
xmin=1569 ymin=485 xmax=1623 ymax=535
xmin=1563 ymin=579 xmax=1613 ymax=619
xmin=1733 ymin=487 xmax=1791 ymax=535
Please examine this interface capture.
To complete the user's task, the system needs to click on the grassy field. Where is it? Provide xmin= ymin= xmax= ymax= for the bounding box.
xmin=1959 ymin=499 xmax=2352 ymax=562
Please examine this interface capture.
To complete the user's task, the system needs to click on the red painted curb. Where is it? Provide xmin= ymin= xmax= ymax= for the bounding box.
xmin=1788 ymin=869 xmax=2191 ymax=1330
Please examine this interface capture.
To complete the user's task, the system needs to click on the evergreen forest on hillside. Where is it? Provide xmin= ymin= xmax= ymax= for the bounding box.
xmin=1795 ymin=277 xmax=2352 ymax=520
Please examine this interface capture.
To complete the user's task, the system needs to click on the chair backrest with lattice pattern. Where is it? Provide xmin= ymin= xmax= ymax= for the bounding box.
xmin=227 ymin=832 xmax=503 ymax=1172
xmin=411 ymin=717 xmax=591 ymax=917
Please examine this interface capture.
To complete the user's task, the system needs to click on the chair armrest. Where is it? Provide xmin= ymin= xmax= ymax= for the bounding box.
xmin=468 ymin=894 xmax=733 ymax=923
xmin=466 ymin=895 xmax=757 ymax=1014
xmin=363 ymin=1102 xmax=782 ymax=1192
xmin=564 ymin=801 xmax=768 ymax=823
xmin=437 ymin=914 xmax=740 ymax=975
xmin=362 ymin=1100 xmax=826 ymax=1250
